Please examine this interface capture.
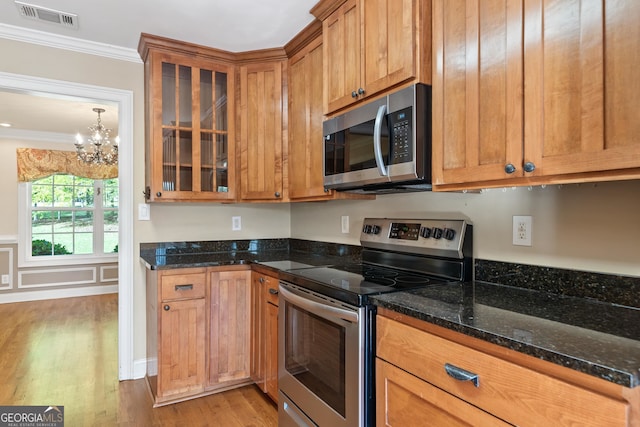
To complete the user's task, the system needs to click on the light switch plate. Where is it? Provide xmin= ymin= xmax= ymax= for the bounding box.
xmin=138 ymin=203 xmax=150 ymax=221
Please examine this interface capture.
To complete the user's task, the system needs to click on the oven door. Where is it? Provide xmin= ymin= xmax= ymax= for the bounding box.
xmin=278 ymin=282 xmax=364 ymax=427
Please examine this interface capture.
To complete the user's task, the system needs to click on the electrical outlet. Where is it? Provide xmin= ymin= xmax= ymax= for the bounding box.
xmin=138 ymin=203 xmax=150 ymax=221
xmin=1 ymin=274 xmax=9 ymax=285
xmin=341 ymin=216 xmax=349 ymax=233
xmin=232 ymin=216 xmax=241 ymax=231
xmin=513 ymin=215 xmax=532 ymax=246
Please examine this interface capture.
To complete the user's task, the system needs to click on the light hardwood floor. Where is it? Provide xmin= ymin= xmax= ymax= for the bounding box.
xmin=0 ymin=294 xmax=278 ymax=426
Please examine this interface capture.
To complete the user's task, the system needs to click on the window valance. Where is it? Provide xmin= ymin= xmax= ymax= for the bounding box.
xmin=16 ymin=148 xmax=118 ymax=182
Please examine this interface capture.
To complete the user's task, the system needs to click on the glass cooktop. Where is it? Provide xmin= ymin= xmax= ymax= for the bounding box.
xmin=280 ymin=264 xmax=451 ymax=306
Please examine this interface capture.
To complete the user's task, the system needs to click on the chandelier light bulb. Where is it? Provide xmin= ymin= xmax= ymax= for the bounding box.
xmin=75 ymin=107 xmax=118 ymax=165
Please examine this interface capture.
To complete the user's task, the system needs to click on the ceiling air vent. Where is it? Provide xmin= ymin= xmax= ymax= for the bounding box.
xmin=14 ymin=1 xmax=79 ymax=30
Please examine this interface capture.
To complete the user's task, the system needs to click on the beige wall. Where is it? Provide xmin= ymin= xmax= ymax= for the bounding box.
xmin=290 ymin=180 xmax=640 ymax=277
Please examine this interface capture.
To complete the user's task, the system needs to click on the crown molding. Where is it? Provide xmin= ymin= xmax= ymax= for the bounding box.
xmin=0 ymin=23 xmax=141 ymax=63
xmin=0 ymin=127 xmax=75 ymax=144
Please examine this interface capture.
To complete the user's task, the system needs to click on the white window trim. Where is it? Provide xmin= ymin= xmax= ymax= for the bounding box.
xmin=18 ymin=181 xmax=118 ymax=268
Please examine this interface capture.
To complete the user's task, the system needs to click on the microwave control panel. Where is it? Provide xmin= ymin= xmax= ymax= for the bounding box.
xmin=388 ymin=107 xmax=413 ymax=164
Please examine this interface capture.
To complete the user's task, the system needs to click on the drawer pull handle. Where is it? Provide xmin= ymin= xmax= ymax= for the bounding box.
xmin=268 ymin=288 xmax=279 ymax=295
xmin=175 ymin=284 xmax=193 ymax=291
xmin=444 ymin=363 xmax=480 ymax=387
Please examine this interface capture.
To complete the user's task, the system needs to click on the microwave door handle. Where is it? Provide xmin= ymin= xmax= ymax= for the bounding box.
xmin=279 ymin=284 xmax=358 ymax=324
xmin=373 ymin=104 xmax=389 ymax=176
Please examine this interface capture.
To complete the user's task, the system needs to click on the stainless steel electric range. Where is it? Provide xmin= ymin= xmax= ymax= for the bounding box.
xmin=277 ymin=218 xmax=473 ymax=427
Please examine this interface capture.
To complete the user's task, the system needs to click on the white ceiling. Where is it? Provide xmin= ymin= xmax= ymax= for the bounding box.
xmin=0 ymin=0 xmax=318 ymax=138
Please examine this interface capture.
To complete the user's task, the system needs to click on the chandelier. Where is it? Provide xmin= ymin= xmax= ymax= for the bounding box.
xmin=74 ymin=108 xmax=119 ymax=165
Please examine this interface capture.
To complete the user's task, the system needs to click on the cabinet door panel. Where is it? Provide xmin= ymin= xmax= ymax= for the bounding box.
xmin=525 ymin=0 xmax=640 ymax=176
xmin=239 ymin=62 xmax=284 ymax=201
xmin=323 ymin=0 xmax=361 ymax=114
xmin=143 ymin=45 xmax=235 ymax=202
xmin=289 ymin=38 xmax=332 ymax=200
xmin=362 ymin=0 xmax=417 ymax=97
xmin=159 ymin=298 xmax=206 ymax=397
xmin=265 ymin=301 xmax=278 ymax=402
xmin=250 ymin=272 xmax=266 ymax=390
xmin=432 ymin=0 xmax=523 ymax=185
xmin=209 ymin=270 xmax=251 ymax=384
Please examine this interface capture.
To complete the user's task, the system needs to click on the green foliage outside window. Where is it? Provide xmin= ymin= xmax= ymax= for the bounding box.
xmin=32 ymin=239 xmax=71 ymax=256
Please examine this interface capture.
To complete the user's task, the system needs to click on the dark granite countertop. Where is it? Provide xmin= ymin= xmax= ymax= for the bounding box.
xmin=139 ymin=238 xmax=640 ymax=388
xmin=372 ymin=281 xmax=640 ymax=388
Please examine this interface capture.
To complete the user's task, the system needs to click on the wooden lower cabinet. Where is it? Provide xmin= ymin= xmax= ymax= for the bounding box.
xmin=209 ymin=269 xmax=252 ymax=386
xmin=146 ymin=268 xmax=207 ymax=405
xmin=146 ymin=266 xmax=252 ymax=406
xmin=376 ymin=312 xmax=636 ymax=426
xmin=251 ymin=269 xmax=279 ymax=403
xmin=376 ymin=358 xmax=509 ymax=427
xmin=265 ymin=293 xmax=279 ymax=402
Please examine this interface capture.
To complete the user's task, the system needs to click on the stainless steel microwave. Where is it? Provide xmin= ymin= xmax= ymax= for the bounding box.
xmin=323 ymin=83 xmax=432 ymax=193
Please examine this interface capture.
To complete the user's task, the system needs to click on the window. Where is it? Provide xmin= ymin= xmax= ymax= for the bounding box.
xmin=20 ymin=174 xmax=118 ymax=265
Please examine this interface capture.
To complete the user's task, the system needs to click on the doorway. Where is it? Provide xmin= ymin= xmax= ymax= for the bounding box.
xmin=0 ymin=70 xmax=135 ymax=380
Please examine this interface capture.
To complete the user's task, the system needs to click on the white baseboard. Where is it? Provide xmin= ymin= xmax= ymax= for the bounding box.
xmin=132 ymin=358 xmax=149 ymax=380
xmin=0 ymin=284 xmax=118 ymax=304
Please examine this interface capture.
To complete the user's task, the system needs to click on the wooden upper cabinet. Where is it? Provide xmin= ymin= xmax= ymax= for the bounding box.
xmin=138 ymin=34 xmax=236 ymax=202
xmin=315 ymin=0 xmax=430 ymax=115
xmin=322 ymin=0 xmax=361 ymax=114
xmin=238 ymin=60 xmax=286 ymax=201
xmin=433 ymin=0 xmax=640 ymax=189
xmin=524 ymin=0 xmax=640 ymax=177
xmin=288 ymin=32 xmax=334 ymax=201
xmin=432 ymin=0 xmax=524 ymax=186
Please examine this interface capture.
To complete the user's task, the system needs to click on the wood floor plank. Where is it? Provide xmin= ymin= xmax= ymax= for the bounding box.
xmin=0 ymin=294 xmax=277 ymax=426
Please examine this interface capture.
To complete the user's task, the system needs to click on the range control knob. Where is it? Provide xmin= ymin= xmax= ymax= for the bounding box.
xmin=420 ymin=227 xmax=432 ymax=238
xmin=444 ymin=228 xmax=456 ymax=240
xmin=362 ymin=225 xmax=371 ymax=234
xmin=371 ymin=225 xmax=381 ymax=234
xmin=432 ymin=227 xmax=443 ymax=239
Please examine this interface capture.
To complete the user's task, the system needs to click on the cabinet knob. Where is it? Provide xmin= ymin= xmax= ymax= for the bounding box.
xmin=504 ymin=163 xmax=516 ymax=174
xmin=163 ymin=305 xmax=170 ymax=311
xmin=259 ymin=277 xmax=265 ymax=283
xmin=357 ymin=87 xmax=365 ymax=95
xmin=352 ymin=90 xmax=358 ymax=98
xmin=156 ymin=192 xmax=162 ymax=197
xmin=275 ymin=192 xmax=281 ymax=198
xmin=268 ymin=288 xmax=279 ymax=295
xmin=523 ymin=162 xmax=536 ymax=173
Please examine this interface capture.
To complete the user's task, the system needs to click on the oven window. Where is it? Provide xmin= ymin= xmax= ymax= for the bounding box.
xmin=284 ymin=303 xmax=346 ymax=417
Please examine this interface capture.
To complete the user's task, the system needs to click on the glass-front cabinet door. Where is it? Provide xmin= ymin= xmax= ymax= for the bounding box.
xmin=141 ymin=38 xmax=235 ymax=202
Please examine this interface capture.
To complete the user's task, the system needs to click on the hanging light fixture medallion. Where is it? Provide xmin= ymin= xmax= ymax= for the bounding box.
xmin=74 ymin=107 xmax=119 ymax=165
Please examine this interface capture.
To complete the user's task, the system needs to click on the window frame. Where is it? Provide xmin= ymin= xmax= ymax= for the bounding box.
xmin=18 ymin=176 xmax=119 ymax=268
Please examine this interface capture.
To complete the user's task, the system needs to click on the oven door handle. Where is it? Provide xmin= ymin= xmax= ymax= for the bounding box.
xmin=279 ymin=284 xmax=358 ymax=324
xmin=373 ymin=104 xmax=389 ymax=177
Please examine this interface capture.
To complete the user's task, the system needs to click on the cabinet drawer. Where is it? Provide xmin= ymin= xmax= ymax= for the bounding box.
xmin=376 ymin=315 xmax=629 ymax=427
xmin=161 ymin=273 xmax=206 ymax=301
xmin=376 ymin=358 xmax=510 ymax=427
